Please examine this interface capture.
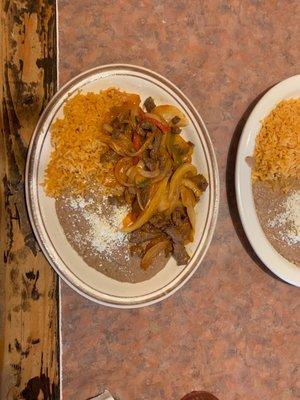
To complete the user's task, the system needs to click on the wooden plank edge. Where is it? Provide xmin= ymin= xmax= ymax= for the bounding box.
xmin=0 ymin=0 xmax=60 ymax=398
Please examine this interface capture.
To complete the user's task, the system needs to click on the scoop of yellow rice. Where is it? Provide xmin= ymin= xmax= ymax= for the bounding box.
xmin=252 ymin=99 xmax=300 ymax=188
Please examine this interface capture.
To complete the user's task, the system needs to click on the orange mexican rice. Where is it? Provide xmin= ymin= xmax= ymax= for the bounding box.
xmin=44 ymin=88 xmax=140 ymax=197
xmin=252 ymin=99 xmax=300 ymax=188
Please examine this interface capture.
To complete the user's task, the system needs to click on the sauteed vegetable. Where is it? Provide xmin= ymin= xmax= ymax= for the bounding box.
xmin=98 ymin=94 xmax=208 ymax=267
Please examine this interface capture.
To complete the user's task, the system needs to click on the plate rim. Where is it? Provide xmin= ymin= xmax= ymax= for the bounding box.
xmin=25 ymin=63 xmax=220 ymax=307
xmin=235 ymin=74 xmax=300 ymax=287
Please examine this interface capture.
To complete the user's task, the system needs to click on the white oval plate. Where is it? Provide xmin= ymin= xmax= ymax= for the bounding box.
xmin=26 ymin=64 xmax=219 ymax=307
xmin=235 ymin=75 xmax=300 ymax=287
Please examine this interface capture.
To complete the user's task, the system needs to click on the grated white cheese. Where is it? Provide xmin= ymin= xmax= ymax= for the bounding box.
xmin=268 ymin=190 xmax=300 ymax=245
xmin=68 ymin=195 xmax=130 ymax=260
xmin=69 ymin=196 xmax=94 ymax=210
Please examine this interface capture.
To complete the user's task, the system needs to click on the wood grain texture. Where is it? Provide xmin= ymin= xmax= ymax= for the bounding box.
xmin=0 ymin=1 xmax=59 ymax=399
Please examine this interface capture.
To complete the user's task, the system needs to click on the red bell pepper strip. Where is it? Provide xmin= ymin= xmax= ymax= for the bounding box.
xmin=132 ymin=133 xmax=141 ymax=165
xmin=132 ymin=132 xmax=141 ymax=150
xmin=141 ymin=114 xmax=170 ymax=133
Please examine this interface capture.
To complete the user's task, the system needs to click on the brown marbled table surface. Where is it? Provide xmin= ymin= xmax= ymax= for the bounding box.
xmin=58 ymin=1 xmax=300 ymax=399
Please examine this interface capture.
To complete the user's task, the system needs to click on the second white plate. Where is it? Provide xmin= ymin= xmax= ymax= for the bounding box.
xmin=235 ymin=74 xmax=300 ymax=287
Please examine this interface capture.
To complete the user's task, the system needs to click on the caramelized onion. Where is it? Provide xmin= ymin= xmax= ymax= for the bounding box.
xmin=114 ymin=158 xmax=134 ymax=187
xmin=143 ymin=112 xmax=166 ymax=124
xmin=110 ymin=141 xmax=128 ymax=156
xmin=99 ymin=134 xmax=134 ymax=156
xmin=136 ymin=189 xmax=146 ymax=210
xmin=138 ymin=168 xmax=161 ymax=178
xmin=169 ymin=163 xmax=197 ymax=201
xmin=141 ymin=240 xmax=170 ymax=270
xmin=182 ymin=178 xmax=203 ymax=198
xmin=126 ymin=165 xmax=139 ymax=181
xmin=153 ymin=105 xmax=188 ymax=127
xmin=180 ymin=186 xmax=196 ymax=207
xmin=122 ymin=178 xmax=168 ymax=232
xmin=152 ymin=158 xmax=173 ymax=183
xmin=158 ymin=191 xmax=170 ymax=212
xmin=126 ymin=132 xmax=155 ymax=156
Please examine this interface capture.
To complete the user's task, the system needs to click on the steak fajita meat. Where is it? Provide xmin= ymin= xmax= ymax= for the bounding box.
xmin=143 ymin=97 xmax=156 ymax=112
xmin=190 ymin=174 xmax=208 ymax=192
xmin=129 ymin=223 xmax=163 ymax=244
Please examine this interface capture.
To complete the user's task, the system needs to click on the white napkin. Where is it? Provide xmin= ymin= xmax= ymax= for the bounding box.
xmin=88 ymin=390 xmax=115 ymax=400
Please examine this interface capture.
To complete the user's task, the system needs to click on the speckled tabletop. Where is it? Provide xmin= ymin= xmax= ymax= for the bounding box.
xmin=58 ymin=1 xmax=300 ymax=399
